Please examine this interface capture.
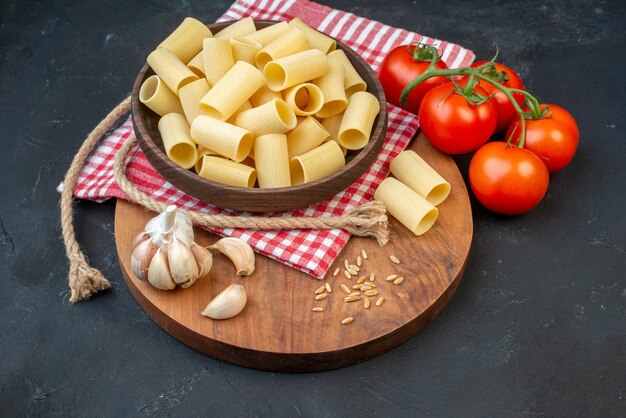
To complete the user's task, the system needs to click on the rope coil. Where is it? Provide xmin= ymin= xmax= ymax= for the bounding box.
xmin=61 ymin=95 xmax=389 ymax=303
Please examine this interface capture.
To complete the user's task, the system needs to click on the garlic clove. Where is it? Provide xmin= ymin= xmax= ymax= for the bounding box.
xmin=167 ymin=238 xmax=199 ymax=287
xmin=131 ymin=231 xmax=150 ymax=250
xmin=130 ymin=237 xmax=157 ymax=281
xmin=147 ymin=247 xmax=176 ymax=290
xmin=209 ymin=237 xmax=255 ymax=276
xmin=189 ymin=243 xmax=213 ymax=279
xmin=201 ymin=284 xmax=247 ymax=320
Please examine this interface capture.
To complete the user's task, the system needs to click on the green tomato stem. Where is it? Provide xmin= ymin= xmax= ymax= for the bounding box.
xmin=398 ymin=54 xmax=543 ymax=149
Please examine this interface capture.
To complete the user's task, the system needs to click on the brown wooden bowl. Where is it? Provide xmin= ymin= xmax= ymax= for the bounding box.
xmin=131 ymin=20 xmax=388 ymax=212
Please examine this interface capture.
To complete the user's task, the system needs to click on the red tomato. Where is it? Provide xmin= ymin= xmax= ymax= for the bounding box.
xmin=506 ymin=104 xmax=579 ymax=173
xmin=379 ymin=45 xmax=448 ymax=113
xmin=469 ymin=142 xmax=549 ymax=215
xmin=418 ymin=82 xmax=497 ymax=155
xmin=471 ymin=61 xmax=525 ymax=133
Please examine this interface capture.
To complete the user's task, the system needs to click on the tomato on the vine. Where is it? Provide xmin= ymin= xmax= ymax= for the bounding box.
xmin=471 ymin=61 xmax=525 ymax=133
xmin=418 ymin=81 xmax=497 ymax=155
xmin=469 ymin=142 xmax=549 ymax=215
xmin=379 ymin=44 xmax=448 ymax=113
xmin=506 ymin=104 xmax=579 ymax=173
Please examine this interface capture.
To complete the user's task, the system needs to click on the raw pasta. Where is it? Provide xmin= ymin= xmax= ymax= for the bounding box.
xmin=290 ymin=140 xmax=345 ymax=185
xmin=321 ymin=114 xmax=348 ymax=156
xmin=186 ymin=51 xmax=205 ymax=77
xmin=328 ymin=49 xmax=367 ymax=96
xmin=158 ymin=17 xmax=212 ymax=64
xmin=255 ymin=28 xmax=310 ymax=70
xmin=282 ymin=83 xmax=324 ymax=116
xmin=139 ymin=75 xmax=184 ymax=116
xmin=190 ymin=115 xmax=253 ymax=162
xmin=390 ymin=150 xmax=451 ymax=206
xmin=214 ymin=17 xmax=256 ymax=39
xmin=254 ymin=133 xmax=291 ymax=188
xmin=243 ymin=21 xmax=290 ymax=47
xmin=249 ymin=85 xmax=281 ymax=107
xmin=287 ymin=116 xmax=329 ymax=158
xmin=263 ymin=49 xmax=329 ymax=91
xmin=235 ymin=98 xmax=297 ymax=136
xmin=147 ymin=48 xmax=199 ymax=92
xmin=178 ymin=78 xmax=211 ymax=124
xmin=199 ymin=61 xmax=265 ymax=121
xmin=194 ymin=145 xmax=218 ymax=173
xmin=374 ymin=177 xmax=439 ymax=236
xmin=202 ymin=38 xmax=235 ymax=86
xmin=197 ymin=155 xmax=257 ymax=188
xmin=288 ymin=18 xmax=336 ymax=54
xmin=157 ymin=113 xmax=198 ymax=169
xmin=338 ymin=91 xmax=380 ymax=150
xmin=313 ymin=54 xmax=347 ymax=118
xmin=230 ymin=36 xmax=262 ymax=64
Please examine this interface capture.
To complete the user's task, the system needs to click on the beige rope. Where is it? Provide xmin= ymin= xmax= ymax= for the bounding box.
xmin=62 ymin=96 xmax=389 ymax=303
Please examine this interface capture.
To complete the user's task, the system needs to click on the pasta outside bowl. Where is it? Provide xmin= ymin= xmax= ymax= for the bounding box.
xmin=131 ymin=20 xmax=388 ymax=212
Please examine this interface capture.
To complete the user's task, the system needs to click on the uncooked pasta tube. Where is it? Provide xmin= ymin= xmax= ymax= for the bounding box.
xmin=147 ymin=48 xmax=199 ymax=92
xmin=374 ymin=177 xmax=439 ymax=236
xmin=264 ymin=49 xmax=329 ymax=91
xmin=290 ymin=141 xmax=345 ymax=185
xmin=390 ymin=150 xmax=451 ymax=206
xmin=249 ymin=85 xmax=281 ymax=107
xmin=214 ymin=17 xmax=256 ymax=39
xmin=190 ymin=115 xmax=253 ymax=162
xmin=338 ymin=92 xmax=380 ymax=150
xmin=287 ymin=116 xmax=329 ymax=158
xmin=255 ymin=28 xmax=310 ymax=70
xmin=244 ymin=21 xmax=290 ymax=46
xmin=197 ymin=155 xmax=257 ymax=188
xmin=254 ymin=133 xmax=291 ymax=188
xmin=321 ymin=113 xmax=348 ymax=156
xmin=202 ymin=38 xmax=235 ymax=86
xmin=199 ymin=61 xmax=265 ymax=121
xmin=194 ymin=145 xmax=218 ymax=173
xmin=178 ymin=78 xmax=210 ymax=124
xmin=225 ymin=100 xmax=252 ymax=125
xmin=288 ymin=18 xmax=336 ymax=54
xmin=186 ymin=50 xmax=205 ymax=77
xmin=328 ymin=49 xmax=367 ymax=97
xmin=313 ymin=54 xmax=347 ymax=118
xmin=158 ymin=17 xmax=212 ymax=64
xmin=157 ymin=113 xmax=198 ymax=169
xmin=282 ymin=83 xmax=324 ymax=116
xmin=139 ymin=75 xmax=184 ymax=116
xmin=235 ymin=98 xmax=297 ymax=136
xmin=230 ymin=36 xmax=262 ymax=64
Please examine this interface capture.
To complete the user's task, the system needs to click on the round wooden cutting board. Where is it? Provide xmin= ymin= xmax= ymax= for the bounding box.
xmin=114 ymin=133 xmax=473 ymax=372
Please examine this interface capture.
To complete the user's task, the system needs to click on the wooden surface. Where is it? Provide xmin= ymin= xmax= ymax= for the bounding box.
xmin=131 ymin=20 xmax=388 ymax=212
xmin=114 ymin=133 xmax=473 ymax=372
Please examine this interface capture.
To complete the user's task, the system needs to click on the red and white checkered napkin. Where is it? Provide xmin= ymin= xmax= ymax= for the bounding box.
xmin=63 ymin=0 xmax=474 ymax=279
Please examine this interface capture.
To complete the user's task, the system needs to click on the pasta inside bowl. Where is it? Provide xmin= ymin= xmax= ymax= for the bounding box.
xmin=131 ymin=19 xmax=388 ymax=212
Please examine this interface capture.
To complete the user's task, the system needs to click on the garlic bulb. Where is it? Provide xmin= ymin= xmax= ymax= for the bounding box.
xmin=130 ymin=205 xmax=212 ymax=289
xmin=201 ymin=284 xmax=247 ymax=319
xmin=209 ymin=237 xmax=255 ymax=276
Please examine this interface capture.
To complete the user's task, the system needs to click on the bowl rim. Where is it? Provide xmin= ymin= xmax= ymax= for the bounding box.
xmin=131 ymin=19 xmax=388 ymax=204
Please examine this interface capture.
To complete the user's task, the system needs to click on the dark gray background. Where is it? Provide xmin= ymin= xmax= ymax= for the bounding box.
xmin=1 ymin=0 xmax=624 ymax=416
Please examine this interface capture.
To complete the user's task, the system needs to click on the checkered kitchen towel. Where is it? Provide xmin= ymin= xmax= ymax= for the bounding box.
xmin=62 ymin=0 xmax=474 ymax=279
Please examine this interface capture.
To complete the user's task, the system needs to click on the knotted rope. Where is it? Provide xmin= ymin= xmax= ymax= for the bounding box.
xmin=61 ymin=95 xmax=389 ymax=303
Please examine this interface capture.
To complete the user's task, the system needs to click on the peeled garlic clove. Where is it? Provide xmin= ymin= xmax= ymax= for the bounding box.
xmin=201 ymin=284 xmax=247 ymax=320
xmin=209 ymin=237 xmax=255 ymax=276
xmin=167 ymin=238 xmax=199 ymax=287
xmin=189 ymin=243 xmax=213 ymax=279
xmin=130 ymin=237 xmax=157 ymax=281
xmin=147 ymin=248 xmax=176 ymax=290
